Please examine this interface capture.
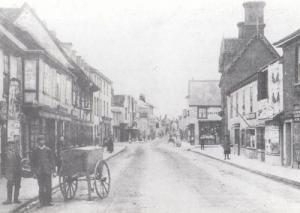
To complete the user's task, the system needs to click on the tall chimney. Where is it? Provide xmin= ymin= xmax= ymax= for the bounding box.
xmin=238 ymin=1 xmax=266 ymax=39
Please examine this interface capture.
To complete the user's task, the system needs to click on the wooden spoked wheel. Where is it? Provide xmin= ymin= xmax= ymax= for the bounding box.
xmin=59 ymin=174 xmax=78 ymax=200
xmin=94 ymin=160 xmax=111 ymax=199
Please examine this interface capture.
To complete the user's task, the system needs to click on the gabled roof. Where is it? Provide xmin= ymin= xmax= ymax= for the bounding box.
xmin=225 ymin=34 xmax=280 ymax=73
xmin=188 ymin=80 xmax=221 ymax=106
xmin=0 ymin=3 xmax=99 ymax=91
xmin=0 ymin=18 xmax=42 ymax=50
xmin=219 ymin=38 xmax=246 ymax=72
xmin=273 ymin=28 xmax=300 ymax=48
xmin=0 ymin=8 xmax=21 ymax=21
xmin=89 ymin=66 xmax=113 ymax=84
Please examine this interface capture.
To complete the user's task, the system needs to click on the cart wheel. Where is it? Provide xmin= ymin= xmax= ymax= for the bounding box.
xmin=59 ymin=174 xmax=78 ymax=200
xmin=94 ymin=160 xmax=110 ymax=199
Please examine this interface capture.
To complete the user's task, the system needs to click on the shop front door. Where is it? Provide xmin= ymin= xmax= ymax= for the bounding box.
xmin=235 ymin=128 xmax=240 ymax=155
xmin=284 ymin=122 xmax=292 ymax=166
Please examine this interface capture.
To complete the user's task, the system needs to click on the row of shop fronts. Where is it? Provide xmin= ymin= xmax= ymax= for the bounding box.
xmin=217 ymin=2 xmax=300 ymax=168
xmin=226 ymin=29 xmax=300 ymax=168
xmin=0 ymin=3 xmax=110 ymax=175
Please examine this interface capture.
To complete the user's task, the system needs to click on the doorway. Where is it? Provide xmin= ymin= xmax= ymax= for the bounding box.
xmin=235 ymin=128 xmax=240 ymax=155
xmin=284 ymin=122 xmax=292 ymax=166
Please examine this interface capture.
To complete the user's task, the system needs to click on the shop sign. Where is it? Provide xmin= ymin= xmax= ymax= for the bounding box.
xmin=233 ymin=123 xmax=240 ymax=128
xmin=293 ymin=110 xmax=300 ymax=122
xmin=246 ymin=112 xmax=256 ymax=120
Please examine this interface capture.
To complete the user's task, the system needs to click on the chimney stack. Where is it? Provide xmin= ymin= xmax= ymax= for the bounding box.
xmin=237 ymin=1 xmax=265 ymax=39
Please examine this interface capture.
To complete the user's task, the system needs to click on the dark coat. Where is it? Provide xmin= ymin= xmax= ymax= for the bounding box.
xmin=31 ymin=146 xmax=55 ymax=175
xmin=4 ymin=147 xmax=22 ymax=181
xmin=223 ymin=142 xmax=231 ymax=154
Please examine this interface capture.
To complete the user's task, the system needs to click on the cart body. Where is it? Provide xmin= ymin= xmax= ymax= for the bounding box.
xmin=60 ymin=146 xmax=103 ymax=177
xmin=59 ymin=146 xmax=110 ymax=200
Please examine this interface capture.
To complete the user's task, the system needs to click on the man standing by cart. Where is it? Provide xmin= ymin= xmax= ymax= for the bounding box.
xmin=31 ymin=135 xmax=56 ymax=207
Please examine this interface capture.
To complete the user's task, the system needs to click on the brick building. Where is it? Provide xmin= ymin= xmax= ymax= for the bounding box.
xmin=218 ymin=1 xmax=279 ymax=145
xmin=274 ymin=29 xmax=300 ymax=167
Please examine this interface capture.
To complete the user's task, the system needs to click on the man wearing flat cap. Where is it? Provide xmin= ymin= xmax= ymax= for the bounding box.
xmin=31 ymin=135 xmax=55 ymax=207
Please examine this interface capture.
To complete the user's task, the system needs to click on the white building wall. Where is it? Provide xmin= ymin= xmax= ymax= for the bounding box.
xmin=227 ymin=80 xmax=258 ymax=146
xmin=0 ymin=50 xmax=3 ymax=101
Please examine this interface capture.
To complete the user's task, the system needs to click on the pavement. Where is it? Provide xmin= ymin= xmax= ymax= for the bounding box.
xmin=21 ymin=139 xmax=300 ymax=213
xmin=186 ymin=142 xmax=300 ymax=188
xmin=0 ymin=143 xmax=127 ymax=213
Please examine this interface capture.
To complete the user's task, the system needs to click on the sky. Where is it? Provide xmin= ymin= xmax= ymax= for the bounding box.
xmin=2 ymin=0 xmax=300 ymax=118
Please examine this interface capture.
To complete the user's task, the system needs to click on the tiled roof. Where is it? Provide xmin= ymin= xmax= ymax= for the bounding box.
xmin=188 ymin=80 xmax=221 ymax=106
xmin=222 ymin=38 xmax=245 ymax=54
xmin=112 ymin=95 xmax=125 ymax=107
xmin=0 ymin=18 xmax=42 ymax=50
xmin=219 ymin=38 xmax=246 ymax=72
xmin=273 ymin=29 xmax=300 ymax=47
xmin=0 ymin=8 xmax=21 ymax=21
xmin=224 ymin=34 xmax=279 ymax=73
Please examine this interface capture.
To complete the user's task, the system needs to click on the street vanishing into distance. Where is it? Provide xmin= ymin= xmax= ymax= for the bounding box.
xmin=26 ymin=139 xmax=300 ymax=213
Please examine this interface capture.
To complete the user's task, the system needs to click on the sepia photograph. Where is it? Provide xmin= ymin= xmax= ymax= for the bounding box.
xmin=0 ymin=0 xmax=300 ymax=212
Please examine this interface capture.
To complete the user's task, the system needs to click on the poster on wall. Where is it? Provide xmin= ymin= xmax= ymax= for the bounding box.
xmin=8 ymin=80 xmax=21 ymax=120
xmin=265 ymin=125 xmax=280 ymax=155
xmin=7 ymin=120 xmax=20 ymax=142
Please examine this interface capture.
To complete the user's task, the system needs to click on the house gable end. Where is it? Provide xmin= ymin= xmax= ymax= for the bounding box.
xmin=224 ymin=38 xmax=278 ymax=93
xmin=13 ymin=5 xmax=71 ymax=68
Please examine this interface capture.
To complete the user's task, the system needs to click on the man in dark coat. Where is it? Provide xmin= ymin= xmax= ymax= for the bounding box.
xmin=2 ymin=140 xmax=22 ymax=205
xmin=107 ymin=135 xmax=114 ymax=153
xmin=223 ymin=135 xmax=231 ymax=160
xmin=31 ymin=135 xmax=55 ymax=207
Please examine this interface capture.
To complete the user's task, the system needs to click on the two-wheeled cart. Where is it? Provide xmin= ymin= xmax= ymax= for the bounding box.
xmin=58 ymin=146 xmax=110 ymax=201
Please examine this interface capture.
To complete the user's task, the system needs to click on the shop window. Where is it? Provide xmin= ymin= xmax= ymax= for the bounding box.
xmin=198 ymin=107 xmax=207 ymax=119
xmin=25 ymin=59 xmax=38 ymax=91
xmin=256 ymin=127 xmax=265 ymax=150
xmin=257 ymin=70 xmax=268 ymax=100
xmin=246 ymin=129 xmax=256 ymax=148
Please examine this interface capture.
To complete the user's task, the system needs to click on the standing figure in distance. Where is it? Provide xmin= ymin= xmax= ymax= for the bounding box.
xmin=31 ymin=135 xmax=55 ymax=207
xmin=2 ymin=140 xmax=22 ymax=205
xmin=223 ymin=134 xmax=231 ymax=160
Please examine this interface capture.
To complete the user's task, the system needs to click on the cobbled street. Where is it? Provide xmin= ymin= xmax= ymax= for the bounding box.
xmin=26 ymin=139 xmax=300 ymax=213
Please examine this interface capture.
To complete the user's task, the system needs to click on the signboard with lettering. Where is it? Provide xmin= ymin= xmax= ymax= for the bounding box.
xmin=293 ymin=110 xmax=300 ymax=122
xmin=246 ymin=112 xmax=256 ymax=120
xmin=257 ymin=61 xmax=283 ymax=120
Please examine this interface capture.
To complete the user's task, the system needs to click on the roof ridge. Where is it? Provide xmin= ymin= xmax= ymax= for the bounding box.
xmin=225 ymin=34 xmax=279 ymax=72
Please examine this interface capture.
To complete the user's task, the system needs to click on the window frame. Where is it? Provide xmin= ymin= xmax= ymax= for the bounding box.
xmin=197 ymin=107 xmax=208 ymax=119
